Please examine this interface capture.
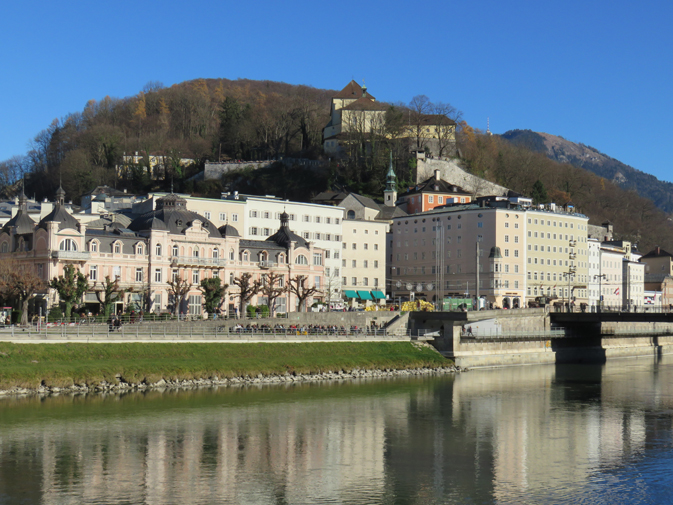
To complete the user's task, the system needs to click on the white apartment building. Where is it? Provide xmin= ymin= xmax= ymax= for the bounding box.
xmin=600 ymin=245 xmax=624 ymax=307
xmin=341 ymin=219 xmax=388 ymax=305
xmin=222 ymin=193 xmax=345 ymax=301
xmin=587 ymin=238 xmax=601 ymax=308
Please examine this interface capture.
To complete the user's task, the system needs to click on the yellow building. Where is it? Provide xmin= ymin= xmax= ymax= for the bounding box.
xmin=323 ymin=81 xmax=456 ymax=157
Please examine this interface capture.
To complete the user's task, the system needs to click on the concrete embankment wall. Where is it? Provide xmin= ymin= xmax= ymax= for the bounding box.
xmin=599 ymin=321 xmax=673 ymax=359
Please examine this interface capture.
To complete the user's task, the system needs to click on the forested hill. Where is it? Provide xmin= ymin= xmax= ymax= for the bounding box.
xmin=500 ymin=129 xmax=673 ymax=214
xmin=0 ymin=78 xmax=337 ymax=203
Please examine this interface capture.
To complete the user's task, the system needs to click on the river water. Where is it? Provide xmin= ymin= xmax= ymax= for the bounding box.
xmin=1 ymin=357 xmax=673 ymax=504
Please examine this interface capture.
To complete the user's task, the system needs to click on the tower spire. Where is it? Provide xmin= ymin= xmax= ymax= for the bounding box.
xmin=384 ymin=152 xmax=398 ymax=207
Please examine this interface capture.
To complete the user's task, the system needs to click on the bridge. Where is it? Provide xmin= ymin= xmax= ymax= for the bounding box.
xmin=409 ymin=308 xmax=673 ymax=368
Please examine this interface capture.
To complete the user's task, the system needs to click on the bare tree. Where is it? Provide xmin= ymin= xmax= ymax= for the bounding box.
xmin=432 ymin=102 xmax=461 ymax=158
xmin=407 ymin=95 xmax=433 ymax=151
xmin=287 ymin=275 xmax=321 ymax=312
xmin=259 ymin=272 xmax=285 ymax=316
xmin=232 ymin=272 xmax=261 ymax=315
xmin=167 ymin=276 xmax=191 ymax=318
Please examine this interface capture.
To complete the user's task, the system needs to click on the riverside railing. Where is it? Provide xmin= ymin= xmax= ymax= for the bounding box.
xmin=0 ymin=324 xmax=411 ymax=342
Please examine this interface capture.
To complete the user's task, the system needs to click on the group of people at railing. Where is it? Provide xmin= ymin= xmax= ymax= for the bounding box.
xmin=226 ymin=323 xmax=386 ymax=335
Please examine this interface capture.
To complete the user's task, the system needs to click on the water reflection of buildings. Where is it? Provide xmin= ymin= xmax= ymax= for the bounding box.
xmin=1 ymin=385 xmax=401 ymax=504
xmin=2 ymin=360 xmax=673 ymax=503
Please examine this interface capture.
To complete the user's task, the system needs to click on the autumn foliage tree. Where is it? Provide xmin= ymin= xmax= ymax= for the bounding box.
xmin=0 ymin=260 xmax=44 ymax=325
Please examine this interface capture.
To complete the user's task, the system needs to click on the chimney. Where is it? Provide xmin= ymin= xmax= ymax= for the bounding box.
xmin=434 ymin=169 xmax=441 ymax=181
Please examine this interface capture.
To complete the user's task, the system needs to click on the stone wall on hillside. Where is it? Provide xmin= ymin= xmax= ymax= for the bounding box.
xmin=416 ymin=158 xmax=510 ymax=197
xmin=204 ymin=161 xmax=275 ymax=180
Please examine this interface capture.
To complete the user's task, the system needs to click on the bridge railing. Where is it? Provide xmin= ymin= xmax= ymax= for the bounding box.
xmin=459 ymin=328 xmax=567 ymax=340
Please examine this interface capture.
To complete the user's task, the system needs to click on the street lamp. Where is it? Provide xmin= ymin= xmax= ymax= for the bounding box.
xmin=594 ymin=274 xmax=606 ymax=312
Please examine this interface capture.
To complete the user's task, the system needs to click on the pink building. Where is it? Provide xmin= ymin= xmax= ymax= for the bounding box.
xmin=0 ymin=190 xmax=325 ymax=317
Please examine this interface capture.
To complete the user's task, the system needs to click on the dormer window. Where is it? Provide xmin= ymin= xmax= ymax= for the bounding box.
xmin=60 ymin=238 xmax=77 ymax=251
xmin=88 ymin=241 xmax=98 ymax=253
xmin=176 ymin=219 xmax=182 ymax=226
xmin=114 ymin=242 xmax=121 ymax=254
xmin=135 ymin=244 xmax=144 ymax=255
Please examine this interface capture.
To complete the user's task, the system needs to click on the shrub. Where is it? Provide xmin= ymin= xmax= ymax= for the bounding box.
xmin=47 ymin=307 xmax=63 ymax=322
xmin=257 ymin=305 xmax=270 ymax=318
xmin=246 ymin=305 xmax=257 ymax=317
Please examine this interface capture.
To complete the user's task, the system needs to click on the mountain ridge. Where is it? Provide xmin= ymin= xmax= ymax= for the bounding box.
xmin=499 ymin=129 xmax=673 ymax=214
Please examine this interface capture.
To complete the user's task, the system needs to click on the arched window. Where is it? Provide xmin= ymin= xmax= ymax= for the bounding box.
xmin=155 ymin=243 xmax=162 ymax=257
xmin=260 ymin=251 xmax=268 ymax=262
xmin=295 ymin=254 xmax=308 ymax=265
xmin=278 ymin=253 xmax=285 ymax=264
xmin=0 ymin=242 xmax=7 ymax=253
xmin=347 ymin=210 xmax=355 ymax=219
xmin=88 ymin=241 xmax=98 ymax=253
xmin=60 ymin=239 xmax=77 ymax=251
xmin=172 ymin=245 xmax=179 ymax=257
xmin=213 ymin=249 xmax=219 ymax=259
xmin=229 ymin=248 xmax=235 ymax=260
xmin=113 ymin=242 xmax=121 ymax=254
xmin=242 ymin=251 xmax=249 ymax=262
xmin=135 ymin=243 xmax=144 ymax=255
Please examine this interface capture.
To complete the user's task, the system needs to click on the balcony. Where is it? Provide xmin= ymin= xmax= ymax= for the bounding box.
xmin=259 ymin=260 xmax=276 ymax=268
xmin=170 ymin=256 xmax=227 ymax=267
xmin=52 ymin=250 xmax=91 ymax=260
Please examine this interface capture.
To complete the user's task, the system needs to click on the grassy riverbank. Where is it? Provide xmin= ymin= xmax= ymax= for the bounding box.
xmin=0 ymin=341 xmax=450 ymax=389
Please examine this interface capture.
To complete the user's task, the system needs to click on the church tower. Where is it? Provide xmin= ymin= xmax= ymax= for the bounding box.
xmin=384 ymin=152 xmax=398 ymax=207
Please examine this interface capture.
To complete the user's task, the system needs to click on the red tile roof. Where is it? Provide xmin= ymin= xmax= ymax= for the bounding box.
xmin=341 ymin=96 xmax=387 ymax=111
xmin=333 ymin=80 xmax=376 ymax=100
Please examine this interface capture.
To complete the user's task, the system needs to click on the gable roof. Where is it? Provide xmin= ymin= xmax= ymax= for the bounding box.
xmin=415 ymin=114 xmax=457 ymax=126
xmin=641 ymin=246 xmax=673 ymax=259
xmin=333 ymin=80 xmax=376 ymax=100
xmin=377 ymin=205 xmax=407 ymax=220
xmin=404 ymin=177 xmax=471 ymax=196
xmin=341 ymin=96 xmax=387 ymax=111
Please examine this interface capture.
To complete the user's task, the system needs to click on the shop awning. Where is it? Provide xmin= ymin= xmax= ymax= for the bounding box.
xmin=371 ymin=290 xmax=386 ymax=299
xmin=344 ymin=290 xmax=359 ymax=299
xmin=357 ymin=290 xmax=373 ymax=300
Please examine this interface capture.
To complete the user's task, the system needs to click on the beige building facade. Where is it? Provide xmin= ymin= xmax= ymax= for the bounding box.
xmin=389 ymin=200 xmax=590 ymax=308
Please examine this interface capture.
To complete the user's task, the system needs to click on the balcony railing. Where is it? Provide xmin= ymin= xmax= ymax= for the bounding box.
xmin=259 ymin=260 xmax=276 ymax=268
xmin=170 ymin=256 xmax=227 ymax=267
xmin=52 ymin=250 xmax=91 ymax=260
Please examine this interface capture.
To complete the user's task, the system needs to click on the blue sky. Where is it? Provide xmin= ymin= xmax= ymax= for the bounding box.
xmin=1 ymin=0 xmax=671 ymax=181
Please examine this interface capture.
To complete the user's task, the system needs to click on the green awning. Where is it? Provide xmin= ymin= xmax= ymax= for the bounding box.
xmin=357 ymin=290 xmax=373 ymax=300
xmin=344 ymin=290 xmax=358 ymax=299
xmin=371 ymin=290 xmax=386 ymax=299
